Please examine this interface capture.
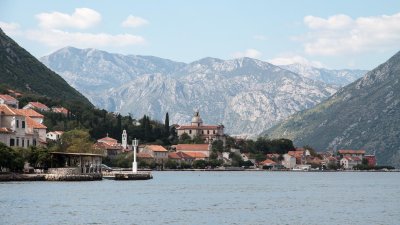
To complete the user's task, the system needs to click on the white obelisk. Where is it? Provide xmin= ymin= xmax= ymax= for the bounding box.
xmin=132 ymin=139 xmax=138 ymax=173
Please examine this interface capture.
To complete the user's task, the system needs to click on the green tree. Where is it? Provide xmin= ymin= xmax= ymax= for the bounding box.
xmin=57 ymin=129 xmax=98 ymax=154
xmin=193 ymin=160 xmax=207 ymax=169
xmin=165 ymin=159 xmax=178 ymax=169
xmin=164 ymin=112 xmax=170 ymax=136
xmin=179 ymin=133 xmax=192 ymax=144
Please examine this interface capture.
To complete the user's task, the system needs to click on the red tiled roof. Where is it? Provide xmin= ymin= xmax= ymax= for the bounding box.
xmin=338 ymin=150 xmax=366 ymax=154
xmin=176 ymin=144 xmax=209 ymax=151
xmin=26 ymin=116 xmax=47 ymax=129
xmin=145 ymin=145 xmax=167 ymax=152
xmin=137 ymin=152 xmax=154 ymax=159
xmin=168 ymin=152 xmax=181 ymax=159
xmin=0 ymin=127 xmax=13 ymax=133
xmin=0 ymin=104 xmax=20 ymax=116
xmin=98 ymin=137 xmax=118 ymax=143
xmin=288 ymin=150 xmax=304 ymax=158
xmin=94 ymin=142 xmax=121 ymax=150
xmin=183 ymin=152 xmax=207 ymax=158
xmin=16 ymin=109 xmax=44 ymax=118
xmin=52 ymin=107 xmax=69 ymax=114
xmin=27 ymin=102 xmax=49 ymax=110
xmin=0 ymin=94 xmax=17 ymax=102
xmin=260 ymin=159 xmax=276 ymax=165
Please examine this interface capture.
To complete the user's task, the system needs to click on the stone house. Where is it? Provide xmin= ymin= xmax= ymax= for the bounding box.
xmin=139 ymin=145 xmax=168 ymax=163
xmin=175 ymin=143 xmax=211 ymax=160
xmin=282 ymin=154 xmax=296 ymax=169
xmin=23 ymin=101 xmax=50 ymax=112
xmin=46 ymin=131 xmax=64 ymax=141
xmin=340 ymin=156 xmax=362 ymax=169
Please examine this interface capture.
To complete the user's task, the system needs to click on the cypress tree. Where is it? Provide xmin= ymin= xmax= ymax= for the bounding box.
xmin=164 ymin=112 xmax=170 ymax=136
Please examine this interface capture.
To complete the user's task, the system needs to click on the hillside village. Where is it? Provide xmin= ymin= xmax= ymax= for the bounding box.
xmin=0 ymin=92 xmax=380 ymax=172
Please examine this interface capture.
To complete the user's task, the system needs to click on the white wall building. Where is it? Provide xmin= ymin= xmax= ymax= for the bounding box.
xmin=282 ymin=154 xmax=296 ymax=169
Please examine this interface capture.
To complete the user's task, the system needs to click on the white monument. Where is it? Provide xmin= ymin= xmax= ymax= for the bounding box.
xmin=122 ymin=130 xmax=127 ymax=149
xmin=132 ymin=139 xmax=138 ymax=173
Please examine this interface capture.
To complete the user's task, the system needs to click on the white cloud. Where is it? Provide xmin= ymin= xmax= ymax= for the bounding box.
xmin=26 ymin=29 xmax=145 ymax=48
xmin=0 ymin=21 xmax=21 ymax=35
xmin=36 ymin=8 xmax=101 ymax=29
xmin=122 ymin=15 xmax=149 ymax=28
xmin=302 ymin=12 xmax=400 ymax=55
xmin=232 ymin=49 xmax=262 ymax=59
xmin=268 ymin=54 xmax=323 ymax=68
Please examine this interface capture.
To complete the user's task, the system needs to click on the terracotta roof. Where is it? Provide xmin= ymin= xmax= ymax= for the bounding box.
xmin=288 ymin=150 xmax=304 ymax=158
xmin=98 ymin=136 xmax=118 ymax=143
xmin=0 ymin=104 xmax=20 ymax=116
xmin=168 ymin=151 xmax=194 ymax=159
xmin=176 ymin=144 xmax=209 ymax=151
xmin=26 ymin=102 xmax=49 ymax=110
xmin=260 ymin=159 xmax=276 ymax=165
xmin=26 ymin=116 xmax=47 ymax=129
xmin=16 ymin=109 xmax=44 ymax=118
xmin=52 ymin=107 xmax=69 ymax=114
xmin=183 ymin=152 xmax=207 ymax=158
xmin=343 ymin=156 xmax=362 ymax=162
xmin=168 ymin=152 xmax=182 ymax=159
xmin=48 ymin=131 xmax=64 ymax=135
xmin=137 ymin=152 xmax=154 ymax=159
xmin=0 ymin=94 xmax=17 ymax=102
xmin=0 ymin=127 xmax=13 ymax=133
xmin=145 ymin=145 xmax=168 ymax=152
xmin=338 ymin=150 xmax=366 ymax=154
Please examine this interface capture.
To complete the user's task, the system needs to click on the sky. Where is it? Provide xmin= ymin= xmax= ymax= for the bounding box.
xmin=1 ymin=0 xmax=400 ymax=70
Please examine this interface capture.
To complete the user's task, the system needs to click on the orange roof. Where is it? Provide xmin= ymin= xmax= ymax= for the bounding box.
xmin=137 ymin=152 xmax=154 ymax=158
xmin=176 ymin=144 xmax=209 ymax=151
xmin=145 ymin=145 xmax=168 ymax=152
xmin=288 ymin=150 xmax=304 ymax=158
xmin=26 ymin=116 xmax=47 ymax=129
xmin=168 ymin=151 xmax=194 ymax=159
xmin=27 ymin=102 xmax=49 ymax=110
xmin=16 ymin=109 xmax=44 ymax=118
xmin=0 ymin=94 xmax=17 ymax=102
xmin=260 ymin=159 xmax=276 ymax=165
xmin=0 ymin=127 xmax=13 ymax=133
xmin=98 ymin=136 xmax=118 ymax=143
xmin=0 ymin=104 xmax=20 ymax=116
xmin=168 ymin=152 xmax=181 ymax=159
xmin=183 ymin=152 xmax=207 ymax=158
xmin=338 ymin=150 xmax=365 ymax=154
xmin=52 ymin=107 xmax=69 ymax=114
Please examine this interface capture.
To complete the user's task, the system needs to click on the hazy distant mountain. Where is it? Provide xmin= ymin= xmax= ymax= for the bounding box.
xmin=41 ymin=47 xmax=337 ymax=135
xmin=281 ymin=63 xmax=367 ymax=87
xmin=265 ymin=51 xmax=400 ymax=167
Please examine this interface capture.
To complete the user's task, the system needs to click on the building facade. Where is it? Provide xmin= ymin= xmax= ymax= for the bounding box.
xmin=176 ymin=111 xmax=224 ymax=143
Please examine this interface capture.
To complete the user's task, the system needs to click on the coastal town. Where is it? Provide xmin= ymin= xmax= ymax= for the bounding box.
xmin=0 ymin=90 xmax=387 ymax=182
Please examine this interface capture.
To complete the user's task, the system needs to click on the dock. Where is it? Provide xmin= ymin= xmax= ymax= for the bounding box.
xmin=103 ymin=171 xmax=153 ymax=180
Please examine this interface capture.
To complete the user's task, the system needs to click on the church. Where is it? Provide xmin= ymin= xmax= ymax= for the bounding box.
xmin=176 ymin=111 xmax=224 ymax=143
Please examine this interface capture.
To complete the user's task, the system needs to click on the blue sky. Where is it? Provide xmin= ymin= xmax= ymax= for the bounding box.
xmin=1 ymin=0 xmax=400 ymax=69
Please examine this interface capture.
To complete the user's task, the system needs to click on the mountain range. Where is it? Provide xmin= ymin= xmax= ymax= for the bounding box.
xmin=40 ymin=47 xmax=365 ymax=135
xmin=265 ymin=51 xmax=400 ymax=167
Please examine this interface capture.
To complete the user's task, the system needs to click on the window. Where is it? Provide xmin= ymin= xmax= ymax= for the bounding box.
xmin=207 ymin=130 xmax=210 ymax=134
xmin=22 ymin=121 xmax=25 ymax=128
xmin=16 ymin=138 xmax=19 ymax=146
xmin=16 ymin=119 xmax=19 ymax=128
xmin=22 ymin=138 xmax=25 ymax=147
xmin=189 ymin=130 xmax=192 ymax=134
xmin=27 ymin=140 xmax=30 ymax=147
xmin=213 ymin=130 xmax=216 ymax=134
xmin=10 ymin=138 xmax=15 ymax=146
xmin=33 ymin=139 xmax=37 ymax=146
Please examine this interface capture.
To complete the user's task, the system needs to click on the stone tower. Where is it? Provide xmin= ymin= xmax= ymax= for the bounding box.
xmin=122 ymin=129 xmax=127 ymax=149
xmin=191 ymin=111 xmax=203 ymax=127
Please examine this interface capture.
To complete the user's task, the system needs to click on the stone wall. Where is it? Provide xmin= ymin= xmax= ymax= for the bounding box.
xmin=48 ymin=167 xmax=81 ymax=175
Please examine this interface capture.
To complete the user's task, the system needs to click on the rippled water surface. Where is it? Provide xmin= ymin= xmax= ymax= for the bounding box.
xmin=1 ymin=171 xmax=400 ymax=225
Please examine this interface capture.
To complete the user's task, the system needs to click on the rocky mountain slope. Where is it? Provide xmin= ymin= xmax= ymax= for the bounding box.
xmin=265 ymin=51 xmax=400 ymax=167
xmin=281 ymin=64 xmax=367 ymax=87
xmin=41 ymin=47 xmax=337 ymax=135
xmin=0 ymin=29 xmax=91 ymax=106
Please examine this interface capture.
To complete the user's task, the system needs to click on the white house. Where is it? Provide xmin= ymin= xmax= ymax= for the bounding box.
xmin=340 ymin=157 xmax=362 ymax=169
xmin=282 ymin=154 xmax=296 ymax=169
xmin=23 ymin=102 xmax=50 ymax=112
xmin=0 ymin=104 xmax=46 ymax=148
xmin=0 ymin=94 xmax=19 ymax=108
xmin=139 ymin=145 xmax=168 ymax=163
xmin=46 ymin=131 xmax=64 ymax=141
